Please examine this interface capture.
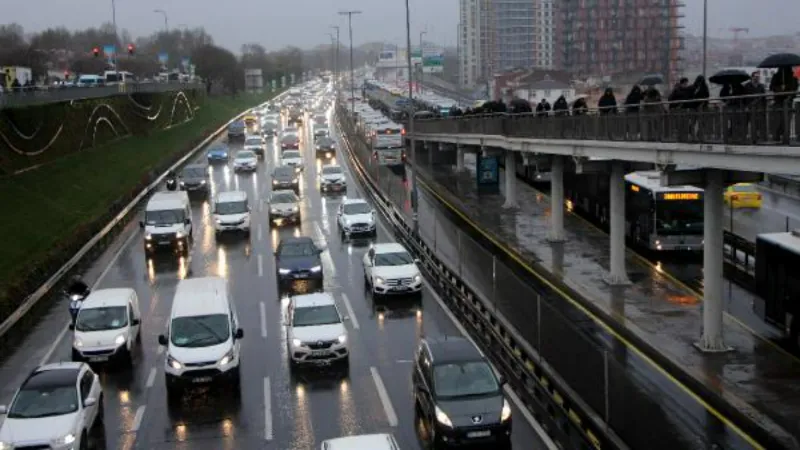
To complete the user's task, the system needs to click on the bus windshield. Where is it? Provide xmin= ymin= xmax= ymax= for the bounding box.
xmin=655 ymin=199 xmax=704 ymax=236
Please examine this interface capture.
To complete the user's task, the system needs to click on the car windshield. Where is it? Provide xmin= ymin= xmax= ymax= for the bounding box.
xmin=732 ymin=185 xmax=755 ymax=193
xmin=170 ymin=314 xmax=230 ymax=347
xmin=375 ymin=251 xmax=413 ymax=266
xmin=322 ymin=166 xmax=343 ymax=175
xmin=292 ymin=304 xmax=340 ymax=327
xmin=145 ymin=209 xmax=184 ymax=226
xmin=282 ymin=136 xmax=298 ymax=143
xmin=274 ymin=167 xmax=294 ymax=177
xmin=317 ymin=137 xmax=334 ymax=146
xmin=279 ymin=242 xmax=316 ymax=257
xmin=433 ymin=361 xmax=501 ymax=399
xmin=271 ymin=192 xmax=297 ymax=204
xmin=182 ymin=167 xmax=205 ymax=178
xmin=264 ymin=121 xmax=278 ymax=128
xmin=216 ymin=200 xmax=248 ymax=215
xmin=343 ymin=203 xmax=371 ymax=215
xmin=75 ymin=306 xmax=128 ymax=332
xmin=245 ymin=138 xmax=261 ymax=145
xmin=316 ymin=128 xmax=329 ymax=134
xmin=8 ymin=384 xmax=79 ymax=419
xmin=283 ymin=151 xmax=301 ymax=159
xmin=236 ymin=151 xmax=256 ymax=159
xmin=284 ymin=128 xmax=298 ymax=134
xmin=209 ymin=146 xmax=228 ymax=153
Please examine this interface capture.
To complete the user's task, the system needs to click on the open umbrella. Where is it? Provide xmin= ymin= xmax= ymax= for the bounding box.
xmin=709 ymin=69 xmax=750 ymax=85
xmin=757 ymin=53 xmax=800 ymax=68
xmin=638 ymin=74 xmax=664 ymax=86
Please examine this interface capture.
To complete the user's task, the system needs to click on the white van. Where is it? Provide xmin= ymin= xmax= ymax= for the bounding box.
xmin=70 ymin=288 xmax=141 ymax=365
xmin=76 ymin=74 xmax=103 ymax=87
xmin=140 ymin=191 xmax=192 ymax=255
xmin=321 ymin=434 xmax=400 ymax=450
xmin=213 ymin=191 xmax=251 ymax=235
xmin=158 ymin=277 xmax=243 ymax=398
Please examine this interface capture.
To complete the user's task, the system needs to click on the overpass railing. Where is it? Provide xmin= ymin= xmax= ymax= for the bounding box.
xmin=0 ymin=82 xmax=205 ymax=109
xmin=415 ymin=93 xmax=800 ymax=146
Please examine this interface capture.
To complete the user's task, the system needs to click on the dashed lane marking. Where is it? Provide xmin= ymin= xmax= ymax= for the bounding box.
xmin=145 ymin=367 xmax=156 ymax=388
xmin=370 ymin=366 xmax=398 ymax=427
xmin=258 ymin=254 xmax=264 ymax=277
xmin=132 ymin=405 xmax=146 ymax=432
xmin=264 ymin=377 xmax=273 ymax=441
xmin=339 ymin=293 xmax=359 ymax=330
xmin=260 ymin=301 xmax=268 ymax=338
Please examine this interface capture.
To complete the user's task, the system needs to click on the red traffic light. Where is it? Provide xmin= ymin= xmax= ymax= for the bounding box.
xmin=127 ymin=44 xmax=135 ymax=54
xmin=92 ymin=47 xmax=100 ymax=57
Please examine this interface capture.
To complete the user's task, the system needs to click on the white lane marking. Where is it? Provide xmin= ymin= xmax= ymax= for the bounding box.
xmin=395 ymin=359 xmax=414 ymax=363
xmin=259 ymin=302 xmax=268 ymax=338
xmin=39 ymin=226 xmax=140 ymax=366
xmin=370 ymin=366 xmax=398 ymax=427
xmin=339 ymin=293 xmax=359 ymax=330
xmin=257 ymin=254 xmax=264 ymax=277
xmin=132 ymin=405 xmax=146 ymax=432
xmin=313 ymin=222 xmax=327 ymax=244
xmin=257 ymin=225 xmax=263 ymax=242
xmin=264 ymin=377 xmax=273 ymax=441
xmin=423 ymin=281 xmax=559 ymax=450
xmin=145 ymin=367 xmax=157 ymax=388
xmin=157 ymin=345 xmax=164 ymax=355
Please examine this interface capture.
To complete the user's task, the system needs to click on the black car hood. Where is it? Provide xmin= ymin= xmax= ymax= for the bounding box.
xmin=278 ymin=255 xmax=320 ymax=271
xmin=182 ymin=177 xmax=206 ymax=184
xmin=273 ymin=175 xmax=295 ymax=183
xmin=436 ymin=394 xmax=504 ymax=426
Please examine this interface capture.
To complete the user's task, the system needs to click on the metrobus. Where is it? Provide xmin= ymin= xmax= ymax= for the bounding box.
xmin=564 ymin=170 xmax=704 ymax=252
xmin=370 ymin=123 xmax=405 ymax=167
xmin=754 ymin=230 xmax=800 ymax=338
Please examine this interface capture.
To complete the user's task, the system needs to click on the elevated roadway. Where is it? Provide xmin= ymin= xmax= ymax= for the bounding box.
xmin=0 ymin=82 xmax=204 ymax=109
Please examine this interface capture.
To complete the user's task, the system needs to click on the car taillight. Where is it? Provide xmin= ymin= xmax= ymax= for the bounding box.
xmin=731 ymin=195 xmax=739 ymax=201
xmin=756 ymin=194 xmax=761 ymax=200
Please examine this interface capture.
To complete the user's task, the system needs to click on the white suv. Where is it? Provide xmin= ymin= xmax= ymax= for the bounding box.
xmin=337 ymin=198 xmax=376 ymax=238
xmin=321 ymin=433 xmax=400 ymax=450
xmin=286 ymin=293 xmax=349 ymax=368
xmin=0 ymin=362 xmax=103 ymax=450
xmin=363 ymin=243 xmax=422 ymax=297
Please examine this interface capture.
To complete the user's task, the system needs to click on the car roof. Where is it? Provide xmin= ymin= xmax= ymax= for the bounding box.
xmin=209 ymin=144 xmax=228 ymax=151
xmin=216 ymin=190 xmax=247 ymax=202
xmin=148 ymin=191 xmax=188 ymax=210
xmin=270 ymin=189 xmax=297 ymax=198
xmin=183 ymin=163 xmax=207 ymax=171
xmin=280 ymin=236 xmax=314 ymax=247
xmin=171 ymin=277 xmax=229 ymax=318
xmin=342 ymin=198 xmax=368 ymax=205
xmin=321 ymin=164 xmax=341 ymax=170
xmin=372 ymin=242 xmax=407 ymax=254
xmin=236 ymin=149 xmax=256 ymax=156
xmin=282 ymin=150 xmax=301 ymax=155
xmin=322 ymin=433 xmax=398 ymax=450
xmin=292 ymin=292 xmax=336 ymax=309
xmin=425 ymin=336 xmax=484 ymax=364
xmin=25 ymin=365 xmax=82 ymax=389
xmin=82 ymin=288 xmax=134 ymax=309
xmin=273 ymin=166 xmax=294 ymax=175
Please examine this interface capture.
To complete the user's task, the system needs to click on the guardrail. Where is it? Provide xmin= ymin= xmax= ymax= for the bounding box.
xmin=0 ymin=82 xmax=205 ymax=109
xmin=0 ymin=91 xmax=284 ymax=339
xmin=336 ymin=107 xmax=625 ymax=450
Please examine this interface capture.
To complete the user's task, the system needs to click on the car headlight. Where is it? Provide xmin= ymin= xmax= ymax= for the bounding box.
xmin=413 ymin=274 xmax=422 ymax=284
xmin=52 ymin=433 xmax=76 ymax=446
xmin=435 ymin=405 xmax=453 ymax=427
xmin=145 ymin=233 xmax=152 ymax=240
xmin=167 ymin=355 xmax=182 ymax=370
xmin=279 ymin=268 xmax=291 ymax=274
xmin=272 ymin=179 xmax=279 ymax=185
xmin=114 ymin=334 xmax=126 ymax=346
xmin=292 ymin=178 xmax=299 ymax=183
xmin=218 ymin=349 xmax=235 ymax=366
xmin=200 ymin=180 xmax=206 ymax=184
xmin=337 ymin=334 xmax=346 ymax=344
xmin=375 ymin=276 xmax=385 ymax=285
xmin=291 ymin=338 xmax=303 ymax=347
xmin=291 ymin=206 xmax=299 ymax=212
xmin=175 ymin=231 xmax=185 ymax=239
xmin=73 ymin=337 xmax=83 ymax=348
xmin=0 ymin=441 xmax=12 ymax=450
xmin=310 ymin=265 xmax=322 ymax=272
xmin=501 ymin=398 xmax=512 ymax=422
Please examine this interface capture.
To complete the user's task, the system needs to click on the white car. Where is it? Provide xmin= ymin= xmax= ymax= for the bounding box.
xmin=314 ymin=127 xmax=330 ymax=138
xmin=282 ymin=126 xmax=299 ymax=137
xmin=338 ymin=198 xmax=376 ymax=237
xmin=243 ymin=135 xmax=265 ymax=157
xmin=268 ymin=190 xmax=300 ymax=225
xmin=281 ymin=150 xmax=303 ymax=172
xmin=286 ymin=293 xmax=349 ymax=368
xmin=319 ymin=164 xmax=346 ymax=193
xmin=0 ymin=362 xmax=103 ymax=450
xmin=321 ymin=433 xmax=400 ymax=450
xmin=233 ymin=150 xmax=258 ymax=172
xmin=213 ymin=190 xmax=251 ymax=235
xmin=71 ymin=288 xmax=142 ymax=365
xmin=363 ymin=243 xmax=423 ymax=297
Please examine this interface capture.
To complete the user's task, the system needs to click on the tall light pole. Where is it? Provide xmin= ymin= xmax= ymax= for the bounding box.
xmin=331 ymin=26 xmax=340 ymax=92
xmin=325 ymin=33 xmax=336 ymax=74
xmin=110 ymin=0 xmax=118 ymax=78
xmin=339 ymin=10 xmax=361 ymax=112
xmin=419 ymin=30 xmax=427 ymax=94
xmin=701 ymin=0 xmax=708 ymax=79
xmin=154 ymin=9 xmax=169 ymax=33
xmin=404 ymin=0 xmax=419 ymax=232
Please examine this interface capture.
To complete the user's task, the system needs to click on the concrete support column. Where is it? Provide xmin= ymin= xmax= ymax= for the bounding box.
xmin=503 ymin=150 xmax=518 ymax=208
xmin=456 ymin=145 xmax=465 ymax=172
xmin=548 ymin=155 xmax=566 ymax=242
xmin=605 ymin=161 xmax=630 ymax=285
xmin=697 ymin=169 xmax=731 ymax=352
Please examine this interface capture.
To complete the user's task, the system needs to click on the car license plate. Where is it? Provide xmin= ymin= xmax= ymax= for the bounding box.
xmin=310 ymin=350 xmax=330 ymax=357
xmin=89 ymin=356 xmax=109 ymax=362
xmin=294 ymin=274 xmax=305 ymax=279
xmin=467 ymin=430 xmax=491 ymax=438
xmin=193 ymin=376 xmax=212 ymax=383
xmin=394 ymin=286 xmax=409 ymax=291
xmin=158 ymin=240 xmax=170 ymax=245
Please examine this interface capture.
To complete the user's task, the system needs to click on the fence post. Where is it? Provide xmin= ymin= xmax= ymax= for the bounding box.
xmin=433 ymin=207 xmax=437 ymax=253
xmin=536 ymin=294 xmax=542 ymax=358
xmin=457 ymin=231 xmax=462 ymax=277
xmin=492 ymin=256 xmax=497 ymax=310
xmin=604 ymin=350 xmax=610 ymax=432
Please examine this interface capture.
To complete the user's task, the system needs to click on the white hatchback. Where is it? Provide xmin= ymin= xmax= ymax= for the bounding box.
xmin=281 ymin=150 xmax=303 ymax=172
xmin=321 ymin=433 xmax=400 ymax=450
xmin=286 ymin=293 xmax=349 ymax=368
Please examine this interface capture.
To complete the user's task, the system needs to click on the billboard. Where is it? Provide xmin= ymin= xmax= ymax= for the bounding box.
xmin=422 ymin=47 xmax=444 ymax=73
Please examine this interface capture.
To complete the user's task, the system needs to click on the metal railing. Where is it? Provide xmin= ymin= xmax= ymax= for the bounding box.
xmin=0 ymin=82 xmax=205 ymax=109
xmin=416 ymin=93 xmax=800 ymax=146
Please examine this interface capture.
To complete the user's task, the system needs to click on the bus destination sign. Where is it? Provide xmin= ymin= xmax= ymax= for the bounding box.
xmin=661 ymin=192 xmax=700 ymax=201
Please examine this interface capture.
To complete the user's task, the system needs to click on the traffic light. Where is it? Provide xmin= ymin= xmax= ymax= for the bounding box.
xmin=92 ymin=47 xmax=100 ymax=58
xmin=64 ymin=71 xmax=70 ymax=80
xmin=127 ymin=44 xmax=135 ymax=55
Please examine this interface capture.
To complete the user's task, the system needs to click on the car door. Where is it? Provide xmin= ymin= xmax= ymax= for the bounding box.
xmin=127 ymin=303 xmax=138 ymax=348
xmin=414 ymin=345 xmax=434 ymax=416
xmin=79 ymin=370 xmax=98 ymax=428
xmin=363 ymin=248 xmax=375 ymax=278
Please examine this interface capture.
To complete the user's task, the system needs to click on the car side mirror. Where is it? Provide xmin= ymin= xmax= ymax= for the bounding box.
xmin=414 ymin=258 xmax=421 ymax=264
xmin=139 ymin=221 xmax=145 ymax=229
xmin=235 ymin=328 xmax=244 ymax=339
xmin=498 ymin=375 xmax=507 ymax=386
xmin=132 ymin=319 xmax=140 ymax=326
xmin=83 ymin=397 xmax=97 ymax=407
xmin=0 ymin=405 xmax=6 ymax=415
xmin=184 ymin=218 xmax=191 ymax=225
xmin=68 ymin=323 xmax=75 ymax=331
xmin=158 ymin=334 xmax=168 ymax=346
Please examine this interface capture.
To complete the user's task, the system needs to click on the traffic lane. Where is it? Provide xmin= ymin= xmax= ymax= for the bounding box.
xmin=725 ymin=199 xmax=799 ymax=242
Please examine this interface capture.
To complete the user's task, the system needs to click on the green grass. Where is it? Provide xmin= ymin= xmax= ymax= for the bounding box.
xmin=0 ymin=92 xmax=277 ymax=309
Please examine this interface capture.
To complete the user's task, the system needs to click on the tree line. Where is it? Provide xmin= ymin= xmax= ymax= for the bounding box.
xmin=0 ymin=22 xmax=388 ymax=92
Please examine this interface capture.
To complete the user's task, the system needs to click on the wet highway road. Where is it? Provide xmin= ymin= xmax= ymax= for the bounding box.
xmin=0 ymin=109 xmax=547 ymax=449
xmin=725 ymin=186 xmax=800 ymax=241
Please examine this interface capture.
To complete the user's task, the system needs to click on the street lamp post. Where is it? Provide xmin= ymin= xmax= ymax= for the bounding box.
xmin=325 ymin=33 xmax=336 ymax=74
xmin=154 ymin=9 xmax=169 ymax=33
xmin=331 ymin=26 xmax=340 ymax=93
xmin=419 ymin=30 xmax=427 ymax=95
xmin=338 ymin=11 xmax=361 ymax=113
xmin=702 ymin=0 xmax=707 ymax=78
xmin=404 ymin=0 xmax=419 ymax=232
xmin=110 ymin=0 xmax=118 ymax=78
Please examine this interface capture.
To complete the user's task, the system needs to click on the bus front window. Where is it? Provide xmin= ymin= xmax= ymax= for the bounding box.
xmin=655 ymin=200 xmax=704 ymax=235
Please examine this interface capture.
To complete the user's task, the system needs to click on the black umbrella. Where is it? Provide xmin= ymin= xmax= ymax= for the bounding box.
xmin=757 ymin=53 xmax=800 ymax=68
xmin=709 ymin=69 xmax=750 ymax=85
xmin=638 ymin=74 xmax=664 ymax=86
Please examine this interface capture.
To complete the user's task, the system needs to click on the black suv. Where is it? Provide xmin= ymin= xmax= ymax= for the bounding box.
xmin=413 ymin=337 xmax=512 ymax=449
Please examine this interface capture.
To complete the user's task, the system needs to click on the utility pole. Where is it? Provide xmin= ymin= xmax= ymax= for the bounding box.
xmin=701 ymin=0 xmax=707 ymax=79
xmin=111 ymin=0 xmax=118 ymax=79
xmin=339 ymin=10 xmax=361 ymax=112
xmin=331 ymin=26 xmax=340 ymax=92
xmin=404 ymin=0 xmax=419 ymax=232
xmin=154 ymin=9 xmax=169 ymax=33
xmin=419 ymin=30 xmax=427 ymax=94
xmin=325 ymin=33 xmax=335 ymax=74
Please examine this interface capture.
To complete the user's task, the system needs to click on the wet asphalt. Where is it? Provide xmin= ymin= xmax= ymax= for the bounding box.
xmin=0 ymin=111 xmax=546 ymax=450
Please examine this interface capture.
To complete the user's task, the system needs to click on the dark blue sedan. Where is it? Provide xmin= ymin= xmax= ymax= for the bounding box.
xmin=207 ymin=145 xmax=230 ymax=163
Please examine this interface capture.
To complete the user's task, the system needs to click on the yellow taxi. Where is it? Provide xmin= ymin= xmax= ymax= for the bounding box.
xmin=724 ymin=183 xmax=762 ymax=209
xmin=243 ymin=114 xmax=258 ymax=131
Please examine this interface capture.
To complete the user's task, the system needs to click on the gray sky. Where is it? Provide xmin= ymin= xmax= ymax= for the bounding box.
xmin=7 ymin=0 xmax=799 ymax=52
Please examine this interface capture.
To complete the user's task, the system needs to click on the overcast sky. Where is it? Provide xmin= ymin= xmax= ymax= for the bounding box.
xmin=7 ymin=0 xmax=800 ymax=52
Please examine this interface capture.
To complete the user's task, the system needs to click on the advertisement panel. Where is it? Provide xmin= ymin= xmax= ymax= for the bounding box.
xmin=422 ymin=47 xmax=444 ymax=73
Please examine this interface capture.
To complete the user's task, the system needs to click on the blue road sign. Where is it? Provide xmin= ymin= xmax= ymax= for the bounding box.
xmin=158 ymin=52 xmax=169 ymax=64
xmin=476 ymin=154 xmax=499 ymax=186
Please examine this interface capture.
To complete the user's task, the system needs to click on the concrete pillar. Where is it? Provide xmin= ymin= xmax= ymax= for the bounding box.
xmin=456 ymin=145 xmax=465 ymax=171
xmin=697 ymin=169 xmax=731 ymax=352
xmin=548 ymin=155 xmax=566 ymax=242
xmin=605 ymin=161 xmax=630 ymax=285
xmin=503 ymin=150 xmax=518 ymax=208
